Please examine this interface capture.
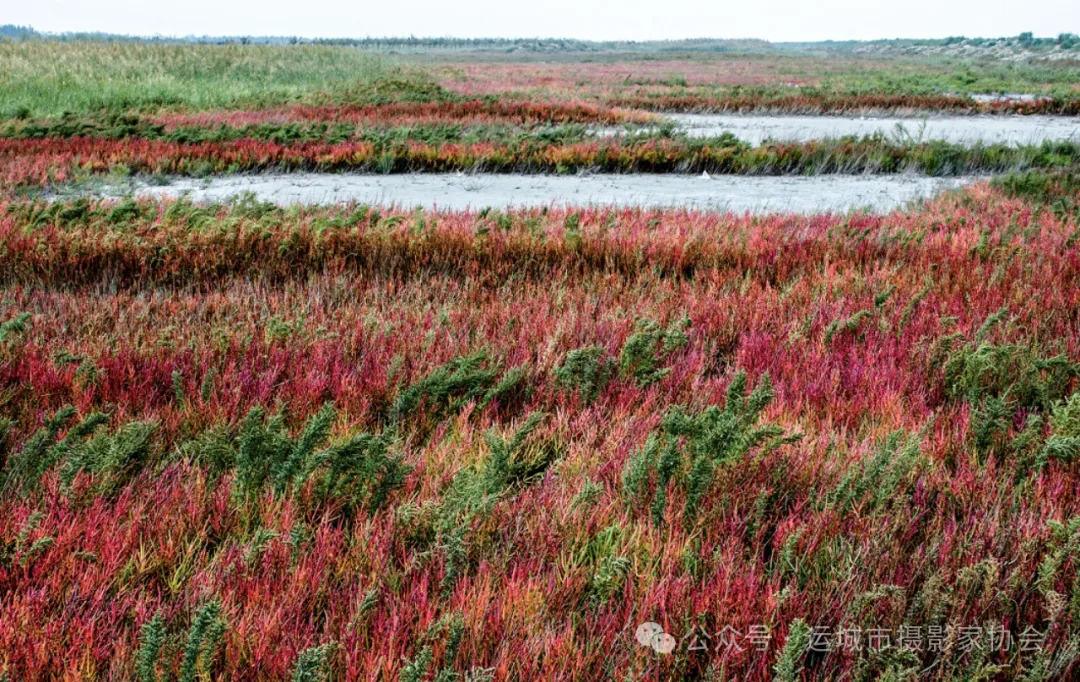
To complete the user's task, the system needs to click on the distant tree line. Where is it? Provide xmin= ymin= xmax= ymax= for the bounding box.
xmin=0 ymin=26 xmax=1075 ymax=52
xmin=939 ymin=33 xmax=1079 ymax=49
xmin=0 ymin=24 xmax=38 ymax=39
xmin=0 ymin=28 xmax=776 ymax=53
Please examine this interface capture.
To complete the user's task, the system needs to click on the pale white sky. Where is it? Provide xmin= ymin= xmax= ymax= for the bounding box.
xmin=7 ymin=0 xmax=1079 ymax=42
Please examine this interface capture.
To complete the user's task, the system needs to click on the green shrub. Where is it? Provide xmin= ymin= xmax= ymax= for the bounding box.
xmin=136 ymin=613 xmax=167 ymax=682
xmin=553 ymin=345 xmax=615 ymax=403
xmin=60 ymin=420 xmax=158 ymax=496
xmin=621 ymin=434 xmax=659 ymax=503
xmin=0 ymin=312 xmax=31 ymax=345
xmin=135 ymin=601 xmax=227 ymax=682
xmin=970 ymin=395 xmax=1012 ymax=460
xmin=478 ymin=364 xmax=533 ymax=413
xmin=1036 ymin=392 xmax=1080 ymax=470
xmin=399 ymin=646 xmax=433 ymax=682
xmin=1050 ymin=392 xmax=1080 ymax=437
xmin=229 ymin=403 xmax=409 ymax=515
xmin=306 ymin=430 xmax=410 ymax=516
xmin=563 ymin=211 xmax=583 ymax=249
xmin=391 ymin=352 xmax=499 ymax=422
xmin=823 ymin=431 xmax=922 ymax=515
xmin=440 ymin=411 xmax=549 ymax=526
xmin=773 ymin=619 xmax=811 ymax=682
xmin=928 ymin=310 xmax=1080 ymax=473
xmin=480 ymin=410 xmax=550 ymax=493
xmin=619 ymin=318 xmax=690 ymax=387
xmin=1 ymin=406 xmax=75 ymax=491
xmin=823 ymin=308 xmax=873 ymax=345
xmin=580 ymin=524 xmax=632 ymax=604
xmin=993 ymin=170 xmax=1080 ymax=220
xmin=290 ymin=643 xmax=337 ymax=682
xmin=0 ymin=406 xmax=116 ymax=494
xmin=943 ymin=341 xmax=1076 ymax=410
xmin=234 ymin=406 xmax=294 ymax=496
xmin=178 ymin=425 xmax=235 ymax=478
xmin=622 ymin=370 xmax=797 ymax=525
xmin=435 ymin=412 xmax=552 ymax=596
xmin=0 ymin=418 xmax=12 ymax=465
xmin=105 ymin=198 xmax=146 ymax=225
xmin=179 ymin=601 xmax=227 ymax=682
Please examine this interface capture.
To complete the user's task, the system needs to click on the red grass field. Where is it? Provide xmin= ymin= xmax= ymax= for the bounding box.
xmin=3 ymin=37 xmax=1080 ymax=682
xmin=2 ymin=182 xmax=1080 ymax=680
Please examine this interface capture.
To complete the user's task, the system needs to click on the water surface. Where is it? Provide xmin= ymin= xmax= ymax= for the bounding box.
xmin=663 ymin=113 xmax=1078 ymax=146
xmin=96 ymin=172 xmax=981 ymax=214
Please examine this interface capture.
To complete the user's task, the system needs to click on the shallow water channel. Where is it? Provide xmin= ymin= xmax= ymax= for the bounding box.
xmin=98 ymin=173 xmax=980 ymax=214
xmin=662 ymin=113 xmax=1079 ymax=146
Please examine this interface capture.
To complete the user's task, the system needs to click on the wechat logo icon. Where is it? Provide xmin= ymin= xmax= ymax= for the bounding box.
xmin=636 ymin=621 xmax=676 ymax=654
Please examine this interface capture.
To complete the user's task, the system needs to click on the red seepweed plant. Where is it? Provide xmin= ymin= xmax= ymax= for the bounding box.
xmin=1 ymin=185 xmax=1080 ymax=680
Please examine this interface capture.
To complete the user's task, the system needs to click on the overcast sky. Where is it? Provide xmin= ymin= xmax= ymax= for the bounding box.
xmin=7 ymin=0 xmax=1079 ymax=42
